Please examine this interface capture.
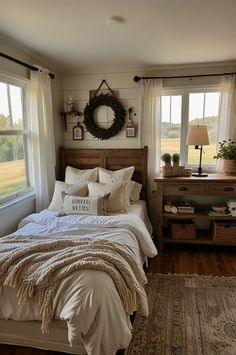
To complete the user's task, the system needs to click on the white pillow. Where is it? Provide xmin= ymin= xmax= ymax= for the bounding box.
xmin=131 ymin=181 xmax=142 ymax=202
xmin=65 ymin=166 xmax=98 ymax=184
xmin=48 ymin=181 xmax=88 ymax=211
xmin=88 ymin=181 xmax=133 ymax=213
xmin=63 ymin=194 xmax=108 ymax=216
xmin=98 ymin=166 xmax=134 ymax=184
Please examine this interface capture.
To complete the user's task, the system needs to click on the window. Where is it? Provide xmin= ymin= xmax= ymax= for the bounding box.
xmin=161 ymin=87 xmax=221 ymax=169
xmin=0 ymin=75 xmax=30 ymax=203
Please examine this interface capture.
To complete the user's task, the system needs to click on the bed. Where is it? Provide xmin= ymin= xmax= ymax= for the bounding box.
xmin=0 ymin=146 xmax=157 ymax=355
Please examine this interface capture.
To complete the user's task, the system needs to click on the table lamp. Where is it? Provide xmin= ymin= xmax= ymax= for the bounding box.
xmin=186 ymin=125 xmax=209 ymax=177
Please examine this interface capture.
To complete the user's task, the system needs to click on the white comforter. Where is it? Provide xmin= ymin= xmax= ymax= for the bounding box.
xmin=0 ymin=210 xmax=157 ymax=355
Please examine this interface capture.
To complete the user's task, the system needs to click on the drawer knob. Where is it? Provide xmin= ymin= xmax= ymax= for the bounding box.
xmin=179 ymin=186 xmax=188 ymax=191
xmin=224 ymin=187 xmax=234 ymax=192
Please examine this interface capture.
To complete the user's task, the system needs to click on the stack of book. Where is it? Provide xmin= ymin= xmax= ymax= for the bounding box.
xmin=208 ymin=210 xmax=231 ymax=217
xmin=177 ymin=205 xmax=194 ymax=214
xmin=208 ymin=205 xmax=230 ymax=217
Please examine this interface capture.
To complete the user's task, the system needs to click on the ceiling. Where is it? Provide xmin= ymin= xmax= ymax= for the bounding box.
xmin=0 ymin=0 xmax=236 ymax=73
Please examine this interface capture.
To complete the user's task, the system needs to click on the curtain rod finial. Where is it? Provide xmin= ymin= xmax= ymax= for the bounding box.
xmin=133 ymin=75 xmax=140 ymax=82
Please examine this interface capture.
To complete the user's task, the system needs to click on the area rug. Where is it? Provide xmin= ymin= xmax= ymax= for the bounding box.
xmin=125 ymin=274 xmax=236 ymax=355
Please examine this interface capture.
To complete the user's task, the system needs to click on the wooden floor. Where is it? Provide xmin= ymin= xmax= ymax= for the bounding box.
xmin=147 ymin=244 xmax=236 ymax=276
xmin=1 ymin=245 xmax=235 ymax=355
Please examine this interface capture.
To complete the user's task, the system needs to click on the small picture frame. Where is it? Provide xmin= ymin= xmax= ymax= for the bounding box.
xmin=73 ymin=124 xmax=83 ymax=140
xmin=126 ymin=122 xmax=136 ymax=137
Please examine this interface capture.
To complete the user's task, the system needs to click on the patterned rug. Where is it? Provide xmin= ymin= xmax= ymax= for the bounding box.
xmin=125 ymin=274 xmax=236 ymax=355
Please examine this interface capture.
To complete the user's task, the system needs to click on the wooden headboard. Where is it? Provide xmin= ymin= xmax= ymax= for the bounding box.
xmin=60 ymin=146 xmax=148 ymax=200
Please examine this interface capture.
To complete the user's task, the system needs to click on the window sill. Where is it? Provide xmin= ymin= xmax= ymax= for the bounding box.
xmin=0 ymin=190 xmax=35 ymax=214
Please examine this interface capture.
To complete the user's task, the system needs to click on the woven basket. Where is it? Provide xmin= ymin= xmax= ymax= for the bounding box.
xmin=212 ymin=221 xmax=236 ymax=243
xmin=224 ymin=160 xmax=236 ymax=176
xmin=170 ymin=220 xmax=196 ymax=240
xmin=163 ymin=165 xmax=191 ymax=177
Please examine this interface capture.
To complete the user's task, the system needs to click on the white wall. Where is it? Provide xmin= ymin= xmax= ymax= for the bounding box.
xmin=0 ymin=194 xmax=35 ymax=236
xmin=0 ymin=37 xmax=64 ymax=236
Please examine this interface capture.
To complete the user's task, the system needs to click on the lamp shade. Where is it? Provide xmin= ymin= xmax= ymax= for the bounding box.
xmin=186 ymin=125 xmax=209 ymax=145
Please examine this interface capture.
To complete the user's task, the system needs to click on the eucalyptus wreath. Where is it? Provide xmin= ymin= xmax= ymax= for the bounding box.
xmin=83 ymin=93 xmax=126 ymax=140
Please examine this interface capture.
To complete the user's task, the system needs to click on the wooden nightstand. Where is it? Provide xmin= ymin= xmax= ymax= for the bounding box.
xmin=155 ymin=174 xmax=236 ymax=250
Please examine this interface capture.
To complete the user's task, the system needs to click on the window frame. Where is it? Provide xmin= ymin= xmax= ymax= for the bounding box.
xmin=161 ymin=84 xmax=221 ymax=172
xmin=0 ymin=72 xmax=32 ymax=204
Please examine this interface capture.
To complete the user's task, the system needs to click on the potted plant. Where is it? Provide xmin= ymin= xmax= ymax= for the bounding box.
xmin=214 ymin=139 xmax=236 ymax=175
xmin=172 ymin=153 xmax=180 ymax=166
xmin=161 ymin=153 xmax=171 ymax=167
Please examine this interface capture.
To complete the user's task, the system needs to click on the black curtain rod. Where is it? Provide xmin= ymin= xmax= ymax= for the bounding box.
xmin=133 ymin=72 xmax=236 ymax=82
xmin=0 ymin=52 xmax=55 ymax=79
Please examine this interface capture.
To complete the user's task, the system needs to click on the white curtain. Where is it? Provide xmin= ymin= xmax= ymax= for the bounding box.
xmin=216 ymin=74 xmax=236 ymax=172
xmin=139 ymin=78 xmax=162 ymax=226
xmin=26 ymin=67 xmax=56 ymax=211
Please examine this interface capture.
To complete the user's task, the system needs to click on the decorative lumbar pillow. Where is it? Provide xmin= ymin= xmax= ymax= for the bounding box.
xmin=48 ymin=181 xmax=88 ymax=211
xmin=65 ymin=166 xmax=98 ymax=184
xmin=63 ymin=194 xmax=108 ymax=216
xmin=98 ymin=166 xmax=134 ymax=184
xmin=65 ymin=183 xmax=88 ymax=196
xmin=130 ymin=181 xmax=142 ymax=201
xmin=88 ymin=180 xmax=133 ymax=213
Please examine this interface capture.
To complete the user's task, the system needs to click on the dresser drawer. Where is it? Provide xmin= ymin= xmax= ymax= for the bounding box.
xmin=162 ymin=183 xmax=205 ymax=195
xmin=207 ymin=183 xmax=236 ymax=195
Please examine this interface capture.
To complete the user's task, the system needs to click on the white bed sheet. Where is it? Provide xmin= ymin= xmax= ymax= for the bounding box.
xmin=0 ymin=206 xmax=157 ymax=355
xmin=128 ymin=200 xmax=153 ymax=234
xmin=18 ymin=199 xmax=153 ymax=234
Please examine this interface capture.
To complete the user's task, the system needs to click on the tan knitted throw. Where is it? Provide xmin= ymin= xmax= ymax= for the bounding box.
xmin=0 ymin=234 xmax=147 ymax=333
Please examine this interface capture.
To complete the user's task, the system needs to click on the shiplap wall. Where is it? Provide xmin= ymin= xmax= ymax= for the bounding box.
xmin=62 ymin=63 xmax=236 ymax=149
xmin=62 ymin=70 xmax=141 ymax=148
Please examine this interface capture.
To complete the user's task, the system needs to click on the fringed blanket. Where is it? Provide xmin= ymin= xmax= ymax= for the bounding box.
xmin=0 ymin=234 xmax=147 ymax=333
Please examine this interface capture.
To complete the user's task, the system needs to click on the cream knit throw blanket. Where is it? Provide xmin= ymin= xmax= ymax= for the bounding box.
xmin=0 ymin=235 xmax=147 ymax=333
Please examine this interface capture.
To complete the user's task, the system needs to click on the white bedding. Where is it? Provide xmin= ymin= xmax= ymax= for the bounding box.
xmin=0 ymin=207 xmax=157 ymax=355
xmin=18 ymin=199 xmax=153 ymax=234
xmin=129 ymin=200 xmax=153 ymax=234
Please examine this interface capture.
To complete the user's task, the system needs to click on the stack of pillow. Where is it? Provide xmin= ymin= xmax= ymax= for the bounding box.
xmin=48 ymin=165 xmax=142 ymax=216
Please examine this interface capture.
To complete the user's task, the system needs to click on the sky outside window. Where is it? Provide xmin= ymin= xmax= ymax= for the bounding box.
xmin=161 ymin=95 xmax=181 ymax=124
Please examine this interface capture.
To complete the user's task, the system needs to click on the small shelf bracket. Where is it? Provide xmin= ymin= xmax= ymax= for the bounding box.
xmin=60 ymin=111 xmax=81 ymax=130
